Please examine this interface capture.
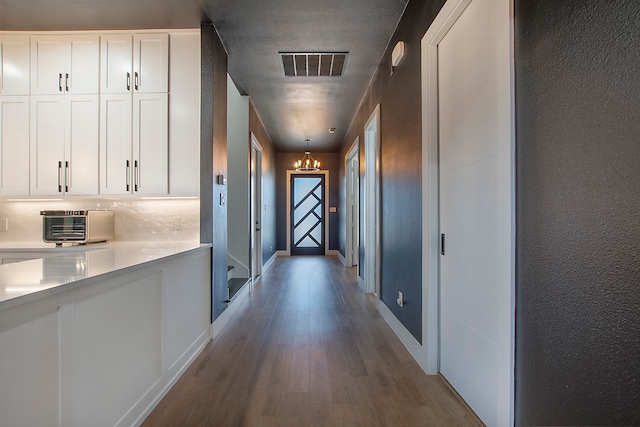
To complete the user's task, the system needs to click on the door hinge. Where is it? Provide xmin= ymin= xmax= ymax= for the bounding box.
xmin=440 ymin=233 xmax=445 ymax=255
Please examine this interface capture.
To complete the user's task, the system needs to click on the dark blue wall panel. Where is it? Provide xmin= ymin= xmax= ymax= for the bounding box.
xmin=515 ymin=1 xmax=640 ymax=424
xmin=337 ymin=0 xmax=447 ymax=343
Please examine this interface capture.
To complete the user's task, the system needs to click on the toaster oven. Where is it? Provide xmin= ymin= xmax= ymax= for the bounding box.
xmin=40 ymin=210 xmax=115 ymax=245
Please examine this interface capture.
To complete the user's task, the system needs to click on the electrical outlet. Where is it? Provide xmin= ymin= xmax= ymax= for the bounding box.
xmin=397 ymin=291 xmax=404 ymax=307
xmin=0 ymin=218 xmax=8 ymax=231
xmin=172 ymin=217 xmax=181 ymax=231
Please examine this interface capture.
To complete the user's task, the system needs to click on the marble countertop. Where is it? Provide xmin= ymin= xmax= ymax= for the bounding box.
xmin=0 ymin=241 xmax=211 ymax=311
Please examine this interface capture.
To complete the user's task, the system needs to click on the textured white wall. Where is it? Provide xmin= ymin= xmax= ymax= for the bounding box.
xmin=0 ymin=198 xmax=199 ymax=242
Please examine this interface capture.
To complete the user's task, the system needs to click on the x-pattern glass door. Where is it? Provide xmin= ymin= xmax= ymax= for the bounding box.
xmin=291 ymin=175 xmax=325 ymax=255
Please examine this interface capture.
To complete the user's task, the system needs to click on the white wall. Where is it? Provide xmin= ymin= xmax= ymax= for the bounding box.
xmin=0 ymin=198 xmax=199 ymax=242
xmin=226 ymin=75 xmax=250 ymax=272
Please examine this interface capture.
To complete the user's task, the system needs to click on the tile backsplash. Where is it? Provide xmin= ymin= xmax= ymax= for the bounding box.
xmin=0 ymin=198 xmax=199 ymax=242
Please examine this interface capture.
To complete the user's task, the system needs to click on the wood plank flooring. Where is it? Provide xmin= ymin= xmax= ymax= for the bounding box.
xmin=143 ymin=256 xmax=483 ymax=426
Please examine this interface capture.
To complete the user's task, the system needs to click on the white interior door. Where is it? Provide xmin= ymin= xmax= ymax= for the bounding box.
xmin=437 ymin=0 xmax=510 ymax=425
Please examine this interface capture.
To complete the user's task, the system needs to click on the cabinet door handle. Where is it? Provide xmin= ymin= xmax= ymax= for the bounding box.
xmin=127 ymin=72 xmax=131 ymax=91
xmin=134 ymin=160 xmax=139 ymax=191
xmin=58 ymin=161 xmax=63 ymax=192
xmin=126 ymin=160 xmax=131 ymax=191
xmin=65 ymin=161 xmax=70 ymax=193
xmin=134 ymin=72 xmax=139 ymax=90
xmin=65 ymin=73 xmax=70 ymax=92
xmin=59 ymin=73 xmax=63 ymax=92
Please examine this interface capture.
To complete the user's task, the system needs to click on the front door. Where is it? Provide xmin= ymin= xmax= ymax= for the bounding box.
xmin=291 ymin=174 xmax=325 ymax=255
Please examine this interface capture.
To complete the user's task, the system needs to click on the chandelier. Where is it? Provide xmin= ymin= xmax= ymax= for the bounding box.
xmin=294 ymin=139 xmax=320 ymax=171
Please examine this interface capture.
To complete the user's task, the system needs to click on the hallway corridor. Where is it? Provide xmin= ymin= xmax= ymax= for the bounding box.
xmin=143 ymin=256 xmax=482 ymax=426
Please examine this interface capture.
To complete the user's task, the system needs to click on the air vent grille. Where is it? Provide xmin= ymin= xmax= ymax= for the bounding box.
xmin=281 ymin=52 xmax=348 ymax=77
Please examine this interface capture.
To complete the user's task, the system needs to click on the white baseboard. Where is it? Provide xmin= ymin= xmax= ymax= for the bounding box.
xmin=210 ymin=283 xmax=250 ymax=339
xmin=276 ymin=250 xmax=289 ymax=257
xmin=357 ymin=276 xmax=366 ymax=292
xmin=129 ymin=330 xmax=210 ymax=427
xmin=337 ymin=251 xmax=346 ymax=265
xmin=377 ymin=299 xmax=430 ymax=375
xmin=326 ymin=249 xmax=339 ymax=256
xmin=263 ymin=252 xmax=277 ymax=273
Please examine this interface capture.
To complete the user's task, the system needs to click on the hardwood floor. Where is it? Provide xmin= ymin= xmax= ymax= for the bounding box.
xmin=143 ymin=256 xmax=483 ymax=426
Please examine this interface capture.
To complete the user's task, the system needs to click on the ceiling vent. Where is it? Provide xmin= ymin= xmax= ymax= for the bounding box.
xmin=280 ymin=52 xmax=348 ymax=77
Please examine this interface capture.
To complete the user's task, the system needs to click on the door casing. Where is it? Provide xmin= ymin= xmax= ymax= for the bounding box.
xmin=364 ymin=105 xmax=380 ymax=295
xmin=250 ymin=133 xmax=263 ymax=286
xmin=345 ymin=137 xmax=360 ymax=268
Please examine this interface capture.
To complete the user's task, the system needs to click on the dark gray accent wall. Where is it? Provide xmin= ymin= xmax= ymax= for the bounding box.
xmin=338 ymin=0 xmax=446 ymax=343
xmin=200 ymin=24 xmax=228 ymax=322
xmin=249 ymin=101 xmax=277 ymax=265
xmin=515 ymin=1 xmax=640 ymax=425
xmin=275 ymin=152 xmax=339 ymax=252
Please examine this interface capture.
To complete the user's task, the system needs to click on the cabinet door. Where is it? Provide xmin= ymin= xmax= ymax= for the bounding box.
xmin=30 ymin=95 xmax=65 ymax=195
xmin=65 ymin=95 xmax=99 ymax=195
xmin=133 ymin=93 xmax=168 ymax=195
xmin=66 ymin=35 xmax=100 ymax=94
xmin=100 ymin=34 xmax=133 ymax=94
xmin=133 ymin=34 xmax=168 ymax=93
xmin=31 ymin=35 xmax=99 ymax=95
xmin=0 ymin=96 xmax=30 ymax=195
xmin=0 ymin=35 xmax=30 ymax=95
xmin=31 ymin=36 xmax=67 ymax=95
xmin=100 ymin=94 xmax=133 ymax=195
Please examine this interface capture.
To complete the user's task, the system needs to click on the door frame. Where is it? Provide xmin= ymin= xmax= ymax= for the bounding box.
xmin=421 ymin=0 xmax=515 ymax=423
xmin=286 ymin=169 xmax=330 ymax=256
xmin=345 ymin=137 xmax=360 ymax=268
xmin=250 ymin=133 xmax=263 ymax=287
xmin=364 ymin=105 xmax=381 ymax=295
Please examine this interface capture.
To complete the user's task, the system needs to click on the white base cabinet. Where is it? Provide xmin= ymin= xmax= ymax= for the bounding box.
xmin=0 ymin=248 xmax=211 ymax=427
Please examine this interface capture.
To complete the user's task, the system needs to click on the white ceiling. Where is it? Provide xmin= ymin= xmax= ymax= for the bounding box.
xmin=0 ymin=0 xmax=410 ymax=152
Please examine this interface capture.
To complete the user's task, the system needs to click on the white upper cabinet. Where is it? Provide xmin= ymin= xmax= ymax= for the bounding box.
xmin=30 ymin=94 xmax=99 ymax=195
xmin=101 ymin=35 xmax=133 ymax=94
xmin=100 ymin=92 xmax=168 ymax=196
xmin=100 ymin=93 xmax=133 ymax=195
xmin=100 ymin=33 xmax=169 ymax=196
xmin=0 ymin=96 xmax=30 ymax=195
xmin=101 ymin=34 xmax=168 ymax=94
xmin=0 ymin=35 xmax=30 ymax=95
xmin=133 ymin=34 xmax=169 ymax=93
xmin=168 ymin=32 xmax=200 ymax=196
xmin=133 ymin=93 xmax=168 ymax=195
xmin=30 ymin=35 xmax=99 ymax=95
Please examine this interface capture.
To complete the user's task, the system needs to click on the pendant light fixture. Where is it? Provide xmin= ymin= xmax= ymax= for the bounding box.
xmin=294 ymin=139 xmax=320 ymax=171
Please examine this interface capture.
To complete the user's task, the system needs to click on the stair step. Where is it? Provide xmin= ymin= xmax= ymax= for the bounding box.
xmin=228 ymin=277 xmax=250 ymax=301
